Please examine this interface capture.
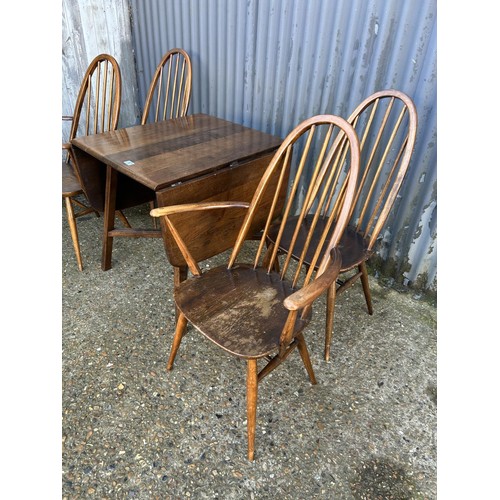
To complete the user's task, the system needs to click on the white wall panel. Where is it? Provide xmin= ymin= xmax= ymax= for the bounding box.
xmin=62 ymin=0 xmax=141 ymax=141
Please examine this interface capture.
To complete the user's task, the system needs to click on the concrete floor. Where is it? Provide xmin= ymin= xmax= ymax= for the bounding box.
xmin=62 ymin=203 xmax=436 ymax=499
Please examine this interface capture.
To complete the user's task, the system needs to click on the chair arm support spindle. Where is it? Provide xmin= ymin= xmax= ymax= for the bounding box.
xmin=150 ymin=201 xmax=251 ymax=276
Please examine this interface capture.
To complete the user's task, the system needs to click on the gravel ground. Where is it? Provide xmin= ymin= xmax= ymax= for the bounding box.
xmin=62 ymin=202 xmax=437 ymax=499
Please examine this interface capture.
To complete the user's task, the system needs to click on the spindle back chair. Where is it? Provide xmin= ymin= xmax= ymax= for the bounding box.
xmin=267 ymin=89 xmax=418 ymax=360
xmin=151 ymin=114 xmax=360 ymax=460
xmin=62 ymin=54 xmax=122 ymax=270
xmin=141 ymin=48 xmax=192 ymax=124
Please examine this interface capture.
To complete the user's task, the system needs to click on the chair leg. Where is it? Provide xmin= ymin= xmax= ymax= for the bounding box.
xmin=173 ymin=266 xmax=189 ymax=321
xmin=149 ymin=200 xmax=157 ymax=228
xmin=296 ymin=333 xmax=317 ymax=384
xmin=174 ymin=266 xmax=189 ymax=287
xmin=167 ymin=312 xmax=188 ymax=370
xmin=64 ymin=196 xmax=83 ymax=271
xmin=359 ymin=262 xmax=373 ymax=315
xmin=324 ymin=283 xmax=337 ymax=361
xmin=246 ymin=359 xmax=258 ymax=461
xmin=73 ymin=196 xmax=100 ymax=218
xmin=116 ymin=210 xmax=132 ymax=228
xmin=262 ymin=242 xmax=280 ymax=272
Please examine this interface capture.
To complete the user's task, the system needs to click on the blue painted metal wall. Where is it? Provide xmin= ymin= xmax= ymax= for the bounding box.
xmin=129 ymin=0 xmax=437 ymax=295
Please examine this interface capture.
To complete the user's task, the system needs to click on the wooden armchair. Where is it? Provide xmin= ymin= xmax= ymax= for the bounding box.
xmin=151 ymin=114 xmax=360 ymax=460
xmin=266 ymin=89 xmax=418 ymax=360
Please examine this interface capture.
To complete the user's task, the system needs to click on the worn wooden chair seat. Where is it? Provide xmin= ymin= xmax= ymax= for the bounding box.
xmin=151 ymin=114 xmax=361 ymax=460
xmin=62 ymin=162 xmax=82 ymax=196
xmin=175 ymin=264 xmax=312 ymax=358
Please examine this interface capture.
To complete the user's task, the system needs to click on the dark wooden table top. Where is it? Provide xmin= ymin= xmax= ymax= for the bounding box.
xmin=71 ymin=113 xmax=282 ymax=191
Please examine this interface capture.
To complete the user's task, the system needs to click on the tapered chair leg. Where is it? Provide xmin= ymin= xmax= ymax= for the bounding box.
xmin=116 ymin=210 xmax=132 ymax=228
xmin=64 ymin=196 xmax=83 ymax=271
xmin=167 ymin=312 xmax=188 ymax=370
xmin=296 ymin=333 xmax=317 ymax=384
xmin=246 ymin=359 xmax=258 ymax=461
xmin=324 ymin=283 xmax=337 ymax=361
xmin=173 ymin=266 xmax=189 ymax=321
xmin=359 ymin=262 xmax=373 ymax=315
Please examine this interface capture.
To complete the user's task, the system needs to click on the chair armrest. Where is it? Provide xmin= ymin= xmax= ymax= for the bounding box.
xmin=62 ymin=142 xmax=71 ymax=150
xmin=151 ymin=201 xmax=250 ymax=276
xmin=150 ymin=201 xmax=250 ymax=218
xmin=284 ymin=248 xmax=342 ymax=311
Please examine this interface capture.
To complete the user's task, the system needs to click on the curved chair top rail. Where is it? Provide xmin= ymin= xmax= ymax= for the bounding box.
xmin=141 ymin=48 xmax=192 ymax=124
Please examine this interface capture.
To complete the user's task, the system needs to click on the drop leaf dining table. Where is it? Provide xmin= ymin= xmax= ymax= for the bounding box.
xmin=71 ymin=113 xmax=282 ymax=285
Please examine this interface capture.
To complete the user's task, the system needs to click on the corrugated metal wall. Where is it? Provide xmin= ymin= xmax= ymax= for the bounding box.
xmin=61 ymin=0 xmax=437 ymax=296
xmin=129 ymin=0 xmax=437 ymax=295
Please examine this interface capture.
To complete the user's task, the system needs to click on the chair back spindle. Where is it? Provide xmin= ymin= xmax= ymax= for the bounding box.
xmin=62 ymin=53 xmax=122 ymax=271
xmin=70 ymin=55 xmax=121 ymax=142
xmin=141 ymin=48 xmax=192 ymax=124
xmin=229 ymin=115 xmax=360 ymax=306
xmin=347 ymin=90 xmax=418 ymax=250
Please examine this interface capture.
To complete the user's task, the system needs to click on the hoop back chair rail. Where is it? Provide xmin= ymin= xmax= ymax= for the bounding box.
xmin=151 ymin=114 xmax=361 ymax=460
xmin=141 ymin=48 xmax=192 ymax=125
xmin=266 ymin=89 xmax=418 ymax=361
xmin=62 ymin=54 xmax=122 ymax=271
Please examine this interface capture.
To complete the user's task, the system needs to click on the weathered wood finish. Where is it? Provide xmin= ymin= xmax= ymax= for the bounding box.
xmin=267 ymin=90 xmax=418 ymax=361
xmin=175 ymin=265 xmax=312 ymax=358
xmin=246 ymin=359 xmax=258 ymax=462
xmin=151 ymin=114 xmax=360 ymax=460
xmin=141 ymin=48 xmax=192 ymax=124
xmin=71 ymin=114 xmax=282 ymax=270
xmin=62 ymin=54 xmax=122 ymax=271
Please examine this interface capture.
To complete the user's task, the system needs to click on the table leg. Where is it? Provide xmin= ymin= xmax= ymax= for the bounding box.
xmin=102 ymin=165 xmax=117 ymax=271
